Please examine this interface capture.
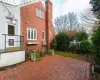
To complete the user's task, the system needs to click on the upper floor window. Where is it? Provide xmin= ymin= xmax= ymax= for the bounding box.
xmin=27 ymin=28 xmax=37 ymax=40
xmin=36 ymin=8 xmax=44 ymax=19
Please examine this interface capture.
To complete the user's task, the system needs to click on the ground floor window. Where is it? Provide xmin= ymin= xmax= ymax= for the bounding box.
xmin=42 ymin=31 xmax=45 ymax=40
xmin=9 ymin=39 xmax=14 ymax=46
xmin=27 ymin=28 xmax=37 ymax=40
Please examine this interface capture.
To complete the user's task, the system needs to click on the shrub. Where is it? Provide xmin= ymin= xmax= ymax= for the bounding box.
xmin=47 ymin=50 xmax=54 ymax=55
xmin=79 ymin=40 xmax=91 ymax=53
xmin=89 ymin=42 xmax=95 ymax=53
xmin=77 ymin=30 xmax=88 ymax=41
xmin=92 ymin=28 xmax=100 ymax=65
xmin=55 ymin=32 xmax=70 ymax=51
xmin=69 ymin=44 xmax=80 ymax=53
xmin=35 ymin=51 xmax=41 ymax=61
xmin=40 ymin=51 xmax=46 ymax=57
xmin=50 ymin=39 xmax=57 ymax=50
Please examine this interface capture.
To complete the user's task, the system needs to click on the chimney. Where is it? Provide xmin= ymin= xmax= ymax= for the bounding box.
xmin=45 ymin=0 xmax=53 ymax=50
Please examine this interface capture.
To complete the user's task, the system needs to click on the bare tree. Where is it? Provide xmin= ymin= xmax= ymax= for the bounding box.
xmin=54 ymin=15 xmax=68 ymax=32
xmin=80 ymin=8 xmax=98 ymax=29
xmin=54 ymin=12 xmax=80 ymax=33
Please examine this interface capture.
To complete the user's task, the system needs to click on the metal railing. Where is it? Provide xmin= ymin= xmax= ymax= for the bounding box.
xmin=1 ymin=34 xmax=24 ymax=53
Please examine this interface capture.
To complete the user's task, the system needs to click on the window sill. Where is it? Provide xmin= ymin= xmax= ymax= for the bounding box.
xmin=27 ymin=41 xmax=38 ymax=45
xmin=36 ymin=15 xmax=44 ymax=20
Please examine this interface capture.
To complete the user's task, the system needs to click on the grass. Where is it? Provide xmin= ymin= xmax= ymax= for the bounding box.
xmin=55 ymin=51 xmax=93 ymax=62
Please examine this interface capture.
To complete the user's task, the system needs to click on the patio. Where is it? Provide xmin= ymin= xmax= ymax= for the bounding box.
xmin=0 ymin=55 xmax=90 ymax=80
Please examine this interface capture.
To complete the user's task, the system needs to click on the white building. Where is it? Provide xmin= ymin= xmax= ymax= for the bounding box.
xmin=0 ymin=1 xmax=25 ymax=67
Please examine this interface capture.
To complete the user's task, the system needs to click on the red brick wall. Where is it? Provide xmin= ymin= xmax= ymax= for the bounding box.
xmin=20 ymin=1 xmax=55 ymax=51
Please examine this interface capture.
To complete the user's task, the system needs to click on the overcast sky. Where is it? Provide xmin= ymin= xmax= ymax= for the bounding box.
xmin=51 ymin=0 xmax=91 ymax=20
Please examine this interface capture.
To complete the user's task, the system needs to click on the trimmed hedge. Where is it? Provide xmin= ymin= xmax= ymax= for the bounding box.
xmin=77 ymin=31 xmax=88 ymax=41
xmin=79 ymin=40 xmax=91 ymax=53
xmin=92 ymin=28 xmax=100 ymax=65
xmin=55 ymin=32 xmax=70 ymax=51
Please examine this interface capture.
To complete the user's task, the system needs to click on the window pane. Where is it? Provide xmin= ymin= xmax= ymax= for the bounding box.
xmin=36 ymin=8 xmax=39 ymax=17
xmin=28 ymin=29 xmax=30 ymax=39
xmin=36 ymin=8 xmax=44 ymax=19
xmin=8 ymin=25 xmax=14 ymax=35
xmin=31 ymin=29 xmax=33 ymax=39
xmin=9 ymin=39 xmax=14 ymax=46
xmin=34 ymin=30 xmax=36 ymax=39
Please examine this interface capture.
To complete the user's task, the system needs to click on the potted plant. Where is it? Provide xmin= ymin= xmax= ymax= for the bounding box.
xmin=30 ymin=53 xmax=36 ymax=61
xmin=47 ymin=50 xmax=54 ymax=55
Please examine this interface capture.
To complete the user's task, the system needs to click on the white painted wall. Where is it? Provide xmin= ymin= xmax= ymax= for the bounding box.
xmin=0 ymin=51 xmax=25 ymax=67
xmin=0 ymin=2 xmax=20 ymax=50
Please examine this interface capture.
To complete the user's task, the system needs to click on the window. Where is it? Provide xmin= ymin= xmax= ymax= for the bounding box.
xmin=9 ymin=39 xmax=14 ymax=46
xmin=34 ymin=30 xmax=36 ymax=39
xmin=36 ymin=8 xmax=44 ymax=19
xmin=42 ymin=31 xmax=45 ymax=40
xmin=8 ymin=25 xmax=14 ymax=35
xmin=27 ymin=28 xmax=37 ymax=40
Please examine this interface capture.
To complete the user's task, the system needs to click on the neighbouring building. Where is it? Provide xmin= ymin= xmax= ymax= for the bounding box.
xmin=0 ymin=1 xmax=25 ymax=67
xmin=20 ymin=0 xmax=55 ymax=51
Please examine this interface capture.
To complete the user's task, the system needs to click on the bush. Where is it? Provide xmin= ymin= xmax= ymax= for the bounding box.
xmin=77 ymin=30 xmax=88 ymax=41
xmin=47 ymin=50 xmax=54 ymax=55
xmin=69 ymin=44 xmax=80 ymax=53
xmin=79 ymin=40 xmax=91 ymax=53
xmin=40 ymin=51 xmax=46 ymax=57
xmin=89 ymin=43 xmax=95 ymax=53
xmin=50 ymin=39 xmax=57 ymax=50
xmin=35 ymin=51 xmax=41 ymax=61
xmin=92 ymin=28 xmax=100 ymax=65
xmin=55 ymin=32 xmax=70 ymax=51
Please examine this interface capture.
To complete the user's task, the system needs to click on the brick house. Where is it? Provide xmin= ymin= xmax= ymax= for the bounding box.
xmin=20 ymin=0 xmax=55 ymax=51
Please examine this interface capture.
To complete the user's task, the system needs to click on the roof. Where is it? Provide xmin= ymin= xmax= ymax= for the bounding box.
xmin=0 ymin=0 xmax=46 ymax=8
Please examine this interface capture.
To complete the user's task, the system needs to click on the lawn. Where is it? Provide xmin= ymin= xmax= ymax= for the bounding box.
xmin=55 ymin=51 xmax=93 ymax=62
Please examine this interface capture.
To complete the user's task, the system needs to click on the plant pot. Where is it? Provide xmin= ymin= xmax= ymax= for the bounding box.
xmin=52 ymin=50 xmax=54 ymax=55
xmin=31 ymin=54 xmax=36 ymax=61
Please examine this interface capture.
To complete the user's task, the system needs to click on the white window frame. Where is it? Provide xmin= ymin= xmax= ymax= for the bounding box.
xmin=36 ymin=8 xmax=44 ymax=19
xmin=42 ymin=31 xmax=45 ymax=40
xmin=33 ymin=29 xmax=37 ymax=40
xmin=27 ymin=28 xmax=37 ymax=40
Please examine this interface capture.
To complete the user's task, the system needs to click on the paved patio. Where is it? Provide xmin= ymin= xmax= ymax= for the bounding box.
xmin=0 ymin=55 xmax=90 ymax=80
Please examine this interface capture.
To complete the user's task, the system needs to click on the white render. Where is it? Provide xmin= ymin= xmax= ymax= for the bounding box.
xmin=0 ymin=2 xmax=20 ymax=50
xmin=0 ymin=2 xmax=25 ymax=67
xmin=0 ymin=51 xmax=25 ymax=67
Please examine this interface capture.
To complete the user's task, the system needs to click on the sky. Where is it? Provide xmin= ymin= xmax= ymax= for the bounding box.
xmin=51 ymin=0 xmax=91 ymax=20
xmin=1 ymin=0 xmax=91 ymax=21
